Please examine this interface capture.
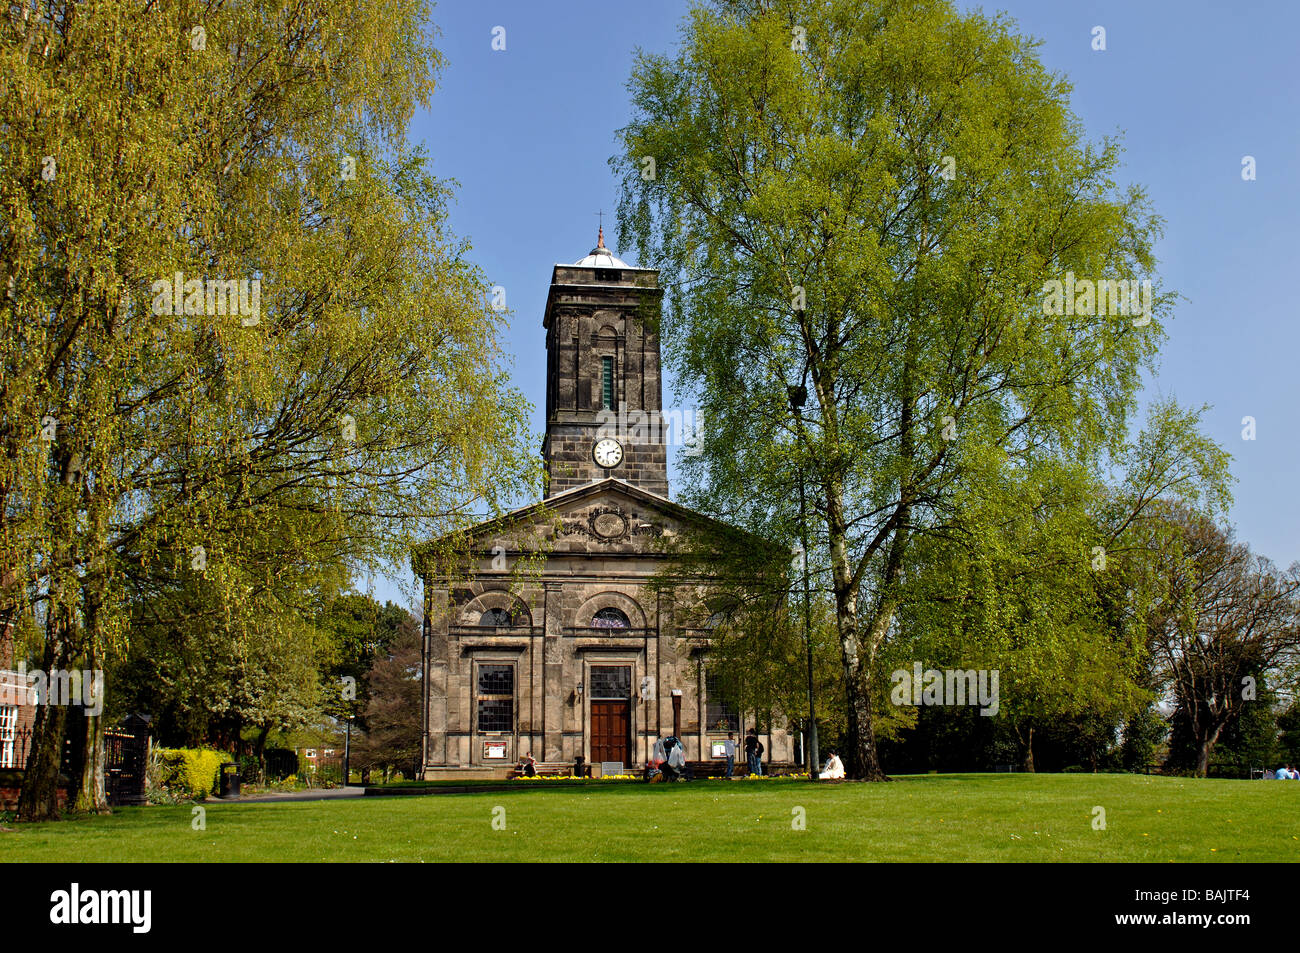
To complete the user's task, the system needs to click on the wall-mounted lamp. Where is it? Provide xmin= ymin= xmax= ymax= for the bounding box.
xmin=575 ymin=681 xmax=584 ymax=699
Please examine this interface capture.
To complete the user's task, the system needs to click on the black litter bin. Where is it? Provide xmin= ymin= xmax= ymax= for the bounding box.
xmin=219 ymin=762 xmax=241 ymax=799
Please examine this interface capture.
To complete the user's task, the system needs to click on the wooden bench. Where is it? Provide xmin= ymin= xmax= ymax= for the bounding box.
xmin=685 ymin=760 xmax=748 ymax=779
xmin=506 ymin=761 xmax=577 ymax=779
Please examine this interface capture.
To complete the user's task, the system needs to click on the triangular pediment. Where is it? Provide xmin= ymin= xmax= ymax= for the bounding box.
xmin=467 ymin=480 xmax=706 ymax=554
xmin=413 ymin=479 xmax=761 ymax=574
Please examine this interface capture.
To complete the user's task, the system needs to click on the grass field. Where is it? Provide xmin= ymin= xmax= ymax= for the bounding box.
xmin=2 ymin=773 xmax=1297 ymax=862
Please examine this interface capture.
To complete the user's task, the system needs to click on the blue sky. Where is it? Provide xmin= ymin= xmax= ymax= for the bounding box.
xmin=369 ymin=0 xmax=1300 ymax=604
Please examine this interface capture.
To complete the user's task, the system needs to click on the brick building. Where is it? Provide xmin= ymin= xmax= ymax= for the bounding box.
xmin=416 ymin=232 xmax=792 ymax=779
xmin=0 ymin=619 xmax=37 ymax=769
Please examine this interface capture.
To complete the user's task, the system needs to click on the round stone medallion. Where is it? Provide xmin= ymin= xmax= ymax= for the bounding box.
xmin=591 ymin=511 xmax=628 ymax=539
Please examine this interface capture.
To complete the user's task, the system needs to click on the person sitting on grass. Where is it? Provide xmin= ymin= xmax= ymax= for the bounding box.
xmin=819 ymin=750 xmax=845 ymax=780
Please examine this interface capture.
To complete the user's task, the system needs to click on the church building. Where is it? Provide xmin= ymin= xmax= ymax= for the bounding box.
xmin=415 ymin=231 xmax=793 ymax=779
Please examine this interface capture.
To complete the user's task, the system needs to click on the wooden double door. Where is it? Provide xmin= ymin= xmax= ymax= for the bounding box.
xmin=590 ymin=700 xmax=631 ymax=767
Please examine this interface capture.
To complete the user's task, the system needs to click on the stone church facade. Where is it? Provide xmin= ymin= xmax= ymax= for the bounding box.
xmin=416 ymin=232 xmax=793 ymax=779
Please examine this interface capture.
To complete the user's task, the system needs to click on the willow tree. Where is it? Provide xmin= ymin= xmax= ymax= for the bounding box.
xmin=615 ymin=0 xmax=1167 ymax=778
xmin=2 ymin=0 xmax=534 ymax=819
xmin=896 ymin=399 xmax=1231 ymax=771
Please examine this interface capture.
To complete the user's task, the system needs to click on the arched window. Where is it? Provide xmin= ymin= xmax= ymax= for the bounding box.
xmin=479 ymin=607 xmax=512 ymax=627
xmin=591 ymin=607 xmax=630 ymax=629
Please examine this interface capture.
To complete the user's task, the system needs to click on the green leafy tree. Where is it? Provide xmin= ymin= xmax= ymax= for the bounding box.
xmin=616 ymin=0 xmax=1169 ymax=777
xmin=317 ymin=594 xmax=411 ymax=724
xmin=1146 ymin=511 xmax=1300 ymax=777
xmin=888 ymin=397 xmax=1229 ymax=771
xmin=1276 ymin=701 xmax=1300 ymax=767
xmin=351 ymin=608 xmax=423 ymax=781
xmin=3 ymin=0 xmax=536 ymax=819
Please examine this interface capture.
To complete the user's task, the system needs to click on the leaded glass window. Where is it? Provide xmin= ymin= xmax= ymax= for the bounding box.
xmin=589 ymin=666 xmax=631 ymax=699
xmin=478 ymin=664 xmax=514 ymax=695
xmin=476 ymin=664 xmax=514 ymax=732
xmin=705 ymin=671 xmax=739 ymax=732
xmin=479 ymin=607 xmax=511 ymax=627
xmin=591 ymin=606 xmax=630 ymax=629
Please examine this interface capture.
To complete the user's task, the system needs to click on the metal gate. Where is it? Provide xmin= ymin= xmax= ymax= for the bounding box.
xmin=105 ymin=722 xmax=149 ymax=806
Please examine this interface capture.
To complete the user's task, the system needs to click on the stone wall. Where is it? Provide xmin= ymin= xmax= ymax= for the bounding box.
xmin=544 ymin=426 xmax=668 ymax=497
xmin=422 ymin=571 xmax=792 ymax=776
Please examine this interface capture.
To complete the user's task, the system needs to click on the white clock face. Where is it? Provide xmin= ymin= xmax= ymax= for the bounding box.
xmin=593 ymin=438 xmax=624 ymax=468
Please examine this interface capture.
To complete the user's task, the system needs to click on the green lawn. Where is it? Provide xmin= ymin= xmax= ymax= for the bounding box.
xmin=2 ymin=773 xmax=1297 ymax=862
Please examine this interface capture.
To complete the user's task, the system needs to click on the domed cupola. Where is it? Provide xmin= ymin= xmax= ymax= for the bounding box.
xmin=573 ymin=226 xmax=629 ymax=268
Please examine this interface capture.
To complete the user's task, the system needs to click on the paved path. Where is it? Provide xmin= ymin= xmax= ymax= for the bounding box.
xmin=212 ymin=786 xmax=369 ymax=804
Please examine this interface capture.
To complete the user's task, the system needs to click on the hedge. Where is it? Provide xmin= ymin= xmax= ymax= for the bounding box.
xmin=154 ymin=748 xmax=226 ymax=799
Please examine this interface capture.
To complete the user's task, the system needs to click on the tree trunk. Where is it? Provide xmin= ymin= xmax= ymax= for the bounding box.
xmin=1194 ymin=724 xmax=1224 ymax=778
xmin=255 ymin=724 xmax=271 ymax=783
xmin=72 ymin=496 xmax=112 ymax=814
xmin=844 ymin=674 xmax=886 ymax=780
xmin=825 ymin=466 xmax=889 ymax=780
xmin=1022 ymin=726 xmax=1035 ymax=773
xmin=16 ymin=605 xmax=75 ymax=821
xmin=831 ymin=576 xmax=888 ymax=781
xmin=72 ymin=706 xmax=108 ymax=813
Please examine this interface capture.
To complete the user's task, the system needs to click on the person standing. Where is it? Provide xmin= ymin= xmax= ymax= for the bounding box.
xmin=744 ymin=728 xmax=763 ymax=776
xmin=723 ymin=731 xmax=736 ymax=779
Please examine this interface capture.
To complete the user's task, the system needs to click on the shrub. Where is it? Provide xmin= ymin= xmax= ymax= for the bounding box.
xmin=264 ymin=748 xmax=299 ymax=780
xmin=154 ymin=748 xmax=226 ymax=800
xmin=0 ymin=768 xmax=24 ymax=788
xmin=238 ymin=754 xmax=260 ymax=783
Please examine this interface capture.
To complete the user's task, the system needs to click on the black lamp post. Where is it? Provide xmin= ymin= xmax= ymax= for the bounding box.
xmin=343 ymin=713 xmax=354 ymax=787
xmin=788 ymin=383 xmax=819 ymax=781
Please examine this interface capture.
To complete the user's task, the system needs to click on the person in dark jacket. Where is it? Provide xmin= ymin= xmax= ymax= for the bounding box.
xmin=744 ymin=729 xmax=763 ymax=776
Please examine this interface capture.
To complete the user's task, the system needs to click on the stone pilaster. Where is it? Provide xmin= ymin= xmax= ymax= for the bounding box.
xmin=542 ymin=581 xmax=565 ymax=761
xmin=424 ymin=587 xmax=450 ymax=767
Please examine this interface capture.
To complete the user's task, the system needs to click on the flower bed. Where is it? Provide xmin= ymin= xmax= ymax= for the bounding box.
xmin=509 ymin=772 xmax=812 ymax=782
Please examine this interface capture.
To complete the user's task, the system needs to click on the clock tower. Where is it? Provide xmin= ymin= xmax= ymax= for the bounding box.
xmin=541 ymin=229 xmax=668 ymax=497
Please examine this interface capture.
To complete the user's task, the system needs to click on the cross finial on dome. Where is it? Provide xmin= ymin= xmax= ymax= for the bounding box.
xmin=575 ymin=213 xmax=629 ymax=268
